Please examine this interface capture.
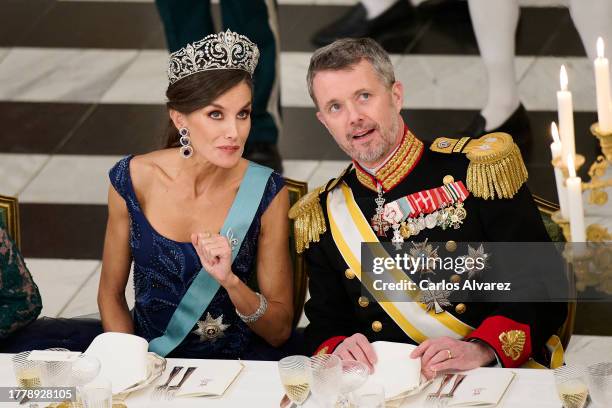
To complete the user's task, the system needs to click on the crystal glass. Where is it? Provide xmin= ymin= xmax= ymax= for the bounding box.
xmin=309 ymin=354 xmax=342 ymax=407
xmin=12 ymin=351 xmax=43 ymax=388
xmin=554 ymin=365 xmax=589 ymax=408
xmin=337 ymin=360 xmax=369 ymax=408
xmin=278 ymin=355 xmax=311 ymax=405
xmin=70 ymin=355 xmax=101 ymax=387
xmin=351 ymin=381 xmax=385 ymax=408
xmin=42 ymin=347 xmax=73 ymax=387
xmin=586 ymin=362 xmax=612 ymax=407
xmin=80 ymin=376 xmax=112 ymax=408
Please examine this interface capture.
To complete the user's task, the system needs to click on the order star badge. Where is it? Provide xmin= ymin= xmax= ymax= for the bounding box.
xmin=464 ymin=244 xmax=489 ymax=278
xmin=418 ymin=281 xmax=452 ymax=314
xmin=409 ymin=238 xmax=440 ymax=275
xmin=193 ymin=313 xmax=230 ymax=343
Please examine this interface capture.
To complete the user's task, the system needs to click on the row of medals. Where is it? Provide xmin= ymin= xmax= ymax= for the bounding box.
xmin=372 ymin=196 xmax=468 ymax=245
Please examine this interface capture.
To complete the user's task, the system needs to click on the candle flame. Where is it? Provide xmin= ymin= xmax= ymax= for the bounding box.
xmin=551 ymin=122 xmax=561 ymax=144
xmin=597 ymin=37 xmax=605 ymax=59
xmin=567 ymin=154 xmax=576 ymax=178
xmin=560 ymin=65 xmax=568 ymax=91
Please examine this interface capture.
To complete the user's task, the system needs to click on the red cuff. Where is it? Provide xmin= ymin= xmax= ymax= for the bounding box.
xmin=466 ymin=315 xmax=532 ymax=368
xmin=314 ymin=336 xmax=347 ymax=355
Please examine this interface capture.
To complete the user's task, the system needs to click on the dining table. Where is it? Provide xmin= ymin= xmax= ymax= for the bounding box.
xmin=0 ymin=354 xmax=564 ymax=407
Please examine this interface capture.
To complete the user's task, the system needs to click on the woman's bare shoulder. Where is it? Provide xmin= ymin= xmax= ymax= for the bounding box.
xmin=130 ymin=149 xmax=177 ymax=191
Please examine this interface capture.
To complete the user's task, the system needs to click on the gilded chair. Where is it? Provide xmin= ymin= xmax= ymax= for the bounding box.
xmin=285 ymin=178 xmax=309 ymax=328
xmin=0 ymin=194 xmax=20 ymax=250
xmin=533 ymin=194 xmax=576 ymax=350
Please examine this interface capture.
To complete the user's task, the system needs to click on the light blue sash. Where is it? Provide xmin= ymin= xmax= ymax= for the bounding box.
xmin=148 ymin=162 xmax=273 ymax=357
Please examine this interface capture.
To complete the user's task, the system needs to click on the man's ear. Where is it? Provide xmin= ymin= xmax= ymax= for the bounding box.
xmin=391 ymin=81 xmax=404 ymax=113
xmin=169 ymin=109 xmax=185 ymax=130
xmin=316 ymin=111 xmax=330 ymax=133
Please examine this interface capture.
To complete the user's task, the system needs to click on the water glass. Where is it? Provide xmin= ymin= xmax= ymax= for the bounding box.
xmin=278 ymin=355 xmax=311 ymax=405
xmin=71 ymin=355 xmax=101 ymax=387
xmin=586 ymin=362 xmax=612 ymax=407
xmin=12 ymin=351 xmax=43 ymax=388
xmin=554 ymin=365 xmax=589 ymax=408
xmin=309 ymin=354 xmax=342 ymax=407
xmin=42 ymin=347 xmax=73 ymax=386
xmin=351 ymin=381 xmax=385 ymax=408
xmin=338 ymin=359 xmax=369 ymax=408
xmin=80 ymin=376 xmax=112 ymax=408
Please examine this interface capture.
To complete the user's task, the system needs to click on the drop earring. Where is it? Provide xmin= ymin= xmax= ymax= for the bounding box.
xmin=179 ymin=127 xmax=193 ymax=158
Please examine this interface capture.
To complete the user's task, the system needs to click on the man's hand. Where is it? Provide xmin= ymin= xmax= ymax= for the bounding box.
xmin=410 ymin=337 xmax=496 ymax=379
xmin=333 ymin=333 xmax=378 ymax=373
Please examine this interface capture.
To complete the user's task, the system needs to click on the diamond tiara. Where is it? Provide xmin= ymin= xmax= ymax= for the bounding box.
xmin=167 ymin=30 xmax=260 ymax=85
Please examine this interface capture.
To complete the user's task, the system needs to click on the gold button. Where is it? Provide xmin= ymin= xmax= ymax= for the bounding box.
xmin=450 ymin=274 xmax=461 ymax=284
xmin=358 ymin=296 xmax=369 ymax=308
xmin=455 ymin=303 xmax=466 ymax=314
xmin=345 ymin=268 xmax=356 ymax=279
xmin=443 ymin=175 xmax=455 ymax=185
xmin=371 ymin=321 xmax=382 ymax=332
xmin=445 ymin=240 xmax=457 ymax=252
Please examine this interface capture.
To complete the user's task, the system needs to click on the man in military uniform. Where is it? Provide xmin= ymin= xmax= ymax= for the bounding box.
xmin=290 ymin=38 xmax=566 ymax=376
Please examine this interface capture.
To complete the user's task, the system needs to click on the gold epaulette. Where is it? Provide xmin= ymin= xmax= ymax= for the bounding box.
xmin=430 ymin=132 xmax=528 ymax=200
xmin=288 ymin=164 xmax=352 ymax=253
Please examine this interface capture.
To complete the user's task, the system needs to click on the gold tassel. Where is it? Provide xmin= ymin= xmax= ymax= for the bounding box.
xmin=465 ymin=132 xmax=528 ymax=200
xmin=289 ymin=186 xmax=327 ymax=253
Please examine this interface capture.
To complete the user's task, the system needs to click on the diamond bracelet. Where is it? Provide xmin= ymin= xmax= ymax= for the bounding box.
xmin=236 ymin=292 xmax=268 ymax=324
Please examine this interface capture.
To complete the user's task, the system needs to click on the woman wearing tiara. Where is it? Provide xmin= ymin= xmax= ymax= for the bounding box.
xmin=97 ymin=30 xmax=293 ymax=359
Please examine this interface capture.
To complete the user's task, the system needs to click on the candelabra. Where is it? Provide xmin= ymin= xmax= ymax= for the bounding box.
xmin=552 ymin=123 xmax=612 ymax=295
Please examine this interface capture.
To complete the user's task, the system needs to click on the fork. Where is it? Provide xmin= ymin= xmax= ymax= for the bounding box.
xmin=437 ymin=374 xmax=467 ymax=407
xmin=166 ymin=366 xmax=197 ymax=400
xmin=151 ymin=365 xmax=183 ymax=400
xmin=425 ymin=373 xmax=454 ymax=407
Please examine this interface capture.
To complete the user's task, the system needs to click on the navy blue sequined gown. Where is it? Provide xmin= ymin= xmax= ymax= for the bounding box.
xmin=108 ymin=155 xmax=284 ymax=358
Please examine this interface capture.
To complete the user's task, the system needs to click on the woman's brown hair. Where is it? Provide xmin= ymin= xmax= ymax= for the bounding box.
xmin=164 ymin=69 xmax=253 ymax=148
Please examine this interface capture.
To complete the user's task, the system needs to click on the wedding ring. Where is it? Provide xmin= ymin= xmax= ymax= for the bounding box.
xmin=446 ymin=349 xmax=453 ymax=360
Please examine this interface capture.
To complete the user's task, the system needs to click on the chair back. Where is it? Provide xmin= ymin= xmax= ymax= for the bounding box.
xmin=0 ymin=194 xmax=21 ymax=250
xmin=285 ymin=178 xmax=309 ymax=328
xmin=533 ymin=194 xmax=575 ymax=350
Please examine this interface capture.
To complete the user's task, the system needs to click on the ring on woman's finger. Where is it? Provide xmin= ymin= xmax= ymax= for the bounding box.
xmin=445 ymin=349 xmax=453 ymax=360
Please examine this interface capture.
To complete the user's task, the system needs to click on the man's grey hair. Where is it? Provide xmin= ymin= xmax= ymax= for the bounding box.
xmin=307 ymin=38 xmax=396 ymax=106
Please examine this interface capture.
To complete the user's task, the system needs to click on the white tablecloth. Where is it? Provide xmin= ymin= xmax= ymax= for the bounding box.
xmin=0 ymin=354 xmax=562 ymax=407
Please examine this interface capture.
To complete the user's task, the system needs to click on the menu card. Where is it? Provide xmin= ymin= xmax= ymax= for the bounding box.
xmin=447 ymin=369 xmax=516 ymax=407
xmin=175 ymin=360 xmax=244 ymax=398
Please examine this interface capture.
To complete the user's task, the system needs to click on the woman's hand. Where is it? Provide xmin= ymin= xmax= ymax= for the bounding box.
xmin=191 ymin=232 xmax=237 ymax=288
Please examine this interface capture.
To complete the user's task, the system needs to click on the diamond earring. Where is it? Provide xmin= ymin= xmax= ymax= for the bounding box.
xmin=179 ymin=127 xmax=193 ymax=158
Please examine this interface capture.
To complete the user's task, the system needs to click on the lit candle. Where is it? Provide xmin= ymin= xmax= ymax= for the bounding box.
xmin=594 ymin=37 xmax=612 ymax=133
xmin=557 ymin=65 xmax=576 ymax=161
xmin=550 ymin=122 xmax=569 ymax=219
xmin=565 ymin=154 xmax=586 ymax=242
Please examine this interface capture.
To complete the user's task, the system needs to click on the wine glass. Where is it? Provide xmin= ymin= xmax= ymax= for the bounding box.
xmin=337 ymin=360 xmax=369 ymax=408
xmin=309 ymin=354 xmax=342 ymax=407
xmin=278 ymin=355 xmax=311 ymax=406
xmin=12 ymin=351 xmax=43 ymax=388
xmin=586 ymin=362 xmax=612 ymax=407
xmin=554 ymin=365 xmax=589 ymax=408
